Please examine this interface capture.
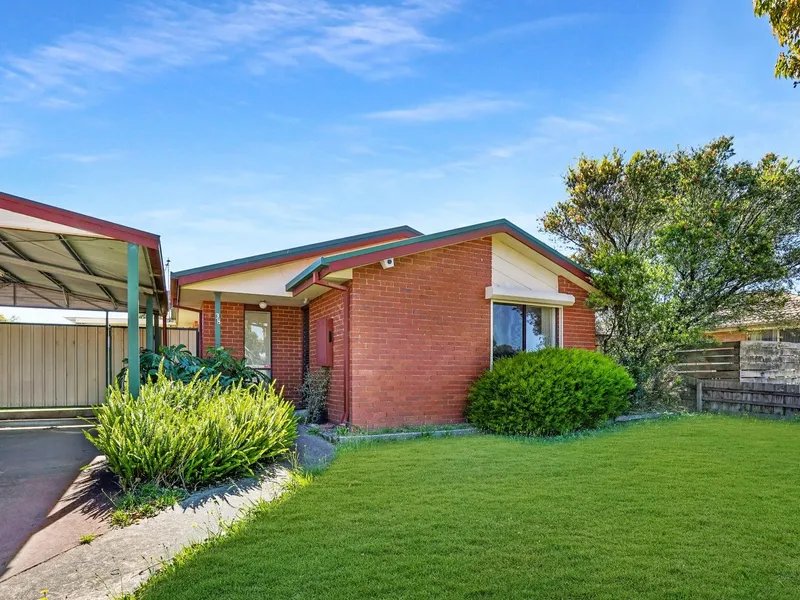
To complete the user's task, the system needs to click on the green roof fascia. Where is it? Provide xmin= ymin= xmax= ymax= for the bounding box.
xmin=285 ymin=219 xmax=590 ymax=293
xmin=172 ymin=225 xmax=422 ymax=279
xmin=284 ymin=257 xmax=331 ymax=290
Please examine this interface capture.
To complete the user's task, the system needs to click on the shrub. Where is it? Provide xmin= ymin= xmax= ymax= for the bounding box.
xmin=117 ymin=345 xmax=269 ymax=389
xmin=300 ymin=367 xmax=330 ymax=424
xmin=87 ymin=371 xmax=298 ymax=489
xmin=466 ymin=348 xmax=635 ymax=436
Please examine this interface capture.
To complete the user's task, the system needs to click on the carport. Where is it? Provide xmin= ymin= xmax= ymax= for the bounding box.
xmin=0 ymin=190 xmax=168 ymax=401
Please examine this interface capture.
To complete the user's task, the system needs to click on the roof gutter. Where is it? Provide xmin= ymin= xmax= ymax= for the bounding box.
xmin=312 ymin=272 xmax=351 ymax=425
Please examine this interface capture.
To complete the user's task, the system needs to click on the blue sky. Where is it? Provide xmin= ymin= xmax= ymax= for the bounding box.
xmin=0 ymin=0 xmax=797 ymax=283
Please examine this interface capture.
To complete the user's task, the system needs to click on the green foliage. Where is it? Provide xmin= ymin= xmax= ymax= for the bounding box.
xmin=299 ymin=367 xmax=330 ymax=424
xmin=466 ymin=348 xmax=634 ymax=436
xmin=754 ymin=0 xmax=800 ymax=84
xmin=86 ymin=372 xmax=298 ymax=490
xmin=117 ymin=345 xmax=269 ymax=390
xmin=110 ymin=484 xmax=189 ymax=527
xmin=79 ymin=533 xmax=98 ymax=545
xmin=542 ymin=137 xmax=800 ymax=404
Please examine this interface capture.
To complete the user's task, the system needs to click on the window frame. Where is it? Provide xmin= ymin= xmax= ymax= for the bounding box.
xmin=490 ymin=300 xmax=561 ymax=366
xmin=244 ymin=307 xmax=273 ymax=377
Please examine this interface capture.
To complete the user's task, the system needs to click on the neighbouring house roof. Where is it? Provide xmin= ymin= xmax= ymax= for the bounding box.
xmin=285 ymin=219 xmax=592 ymax=294
xmin=714 ymin=295 xmax=800 ymax=331
xmin=0 ymin=190 xmax=168 ymax=312
xmin=171 ymin=225 xmax=422 ymax=287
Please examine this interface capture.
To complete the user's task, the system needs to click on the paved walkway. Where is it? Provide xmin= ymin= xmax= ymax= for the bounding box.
xmin=0 ymin=426 xmax=101 ymax=576
xmin=0 ymin=427 xmax=335 ymax=600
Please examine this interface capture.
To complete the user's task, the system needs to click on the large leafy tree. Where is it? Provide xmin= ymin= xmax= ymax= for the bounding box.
xmin=754 ymin=0 xmax=800 ymax=85
xmin=542 ymin=137 xmax=800 ymax=404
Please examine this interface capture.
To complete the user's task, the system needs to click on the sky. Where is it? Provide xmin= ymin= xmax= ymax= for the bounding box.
xmin=1 ymin=0 xmax=798 ymax=322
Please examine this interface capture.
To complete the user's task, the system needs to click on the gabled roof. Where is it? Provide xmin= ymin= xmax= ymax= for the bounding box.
xmin=715 ymin=295 xmax=800 ymax=330
xmin=0 ymin=190 xmax=167 ymax=312
xmin=286 ymin=219 xmax=592 ymax=293
xmin=172 ymin=225 xmax=422 ymax=286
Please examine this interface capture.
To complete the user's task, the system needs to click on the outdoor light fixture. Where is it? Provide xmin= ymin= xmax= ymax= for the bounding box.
xmin=258 ymin=301 xmax=268 ymax=309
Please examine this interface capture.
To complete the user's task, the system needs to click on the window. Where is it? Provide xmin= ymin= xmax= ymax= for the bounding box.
xmin=245 ymin=311 xmax=271 ymax=377
xmin=749 ymin=329 xmax=778 ymax=341
xmin=492 ymin=303 xmax=557 ymax=361
xmin=781 ymin=329 xmax=800 ymax=343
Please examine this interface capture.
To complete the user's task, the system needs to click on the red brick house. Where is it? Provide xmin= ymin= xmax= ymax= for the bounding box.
xmin=171 ymin=220 xmax=596 ymax=428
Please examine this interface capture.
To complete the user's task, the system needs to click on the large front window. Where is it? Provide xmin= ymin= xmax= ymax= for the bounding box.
xmin=245 ymin=311 xmax=271 ymax=377
xmin=493 ymin=303 xmax=556 ymax=361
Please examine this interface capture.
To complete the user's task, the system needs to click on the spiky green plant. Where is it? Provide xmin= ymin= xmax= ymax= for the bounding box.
xmin=87 ymin=370 xmax=298 ymax=490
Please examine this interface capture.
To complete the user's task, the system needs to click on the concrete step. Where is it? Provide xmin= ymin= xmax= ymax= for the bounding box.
xmin=0 ymin=407 xmax=96 ymax=421
xmin=0 ymin=418 xmax=93 ymax=430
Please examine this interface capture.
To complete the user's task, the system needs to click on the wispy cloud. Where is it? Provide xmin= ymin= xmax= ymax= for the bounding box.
xmin=366 ymin=93 xmax=524 ymax=122
xmin=537 ymin=116 xmax=604 ymax=135
xmin=54 ymin=152 xmax=118 ymax=163
xmin=0 ymin=0 xmax=458 ymax=105
xmin=471 ymin=14 xmax=592 ymax=44
xmin=0 ymin=123 xmax=23 ymax=157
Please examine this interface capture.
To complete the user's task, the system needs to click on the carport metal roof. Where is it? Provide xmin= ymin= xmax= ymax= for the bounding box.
xmin=0 ymin=191 xmax=168 ymax=313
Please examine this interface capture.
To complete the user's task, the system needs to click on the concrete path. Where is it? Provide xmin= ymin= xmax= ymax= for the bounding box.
xmin=2 ymin=456 xmax=117 ymax=580
xmin=0 ymin=427 xmax=100 ymax=576
xmin=0 ymin=428 xmax=335 ymax=600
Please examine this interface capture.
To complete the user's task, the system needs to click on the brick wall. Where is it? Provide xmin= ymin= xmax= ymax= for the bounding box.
xmin=201 ymin=301 xmax=244 ymax=357
xmin=271 ymin=306 xmax=303 ymax=404
xmin=558 ymin=277 xmax=597 ymax=350
xmin=200 ymin=301 xmax=303 ymax=404
xmin=308 ymin=289 xmax=346 ymax=422
xmin=349 ymin=238 xmax=492 ymax=428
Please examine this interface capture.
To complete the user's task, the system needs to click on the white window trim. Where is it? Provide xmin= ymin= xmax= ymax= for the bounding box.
xmin=485 ymin=284 xmax=575 ymax=307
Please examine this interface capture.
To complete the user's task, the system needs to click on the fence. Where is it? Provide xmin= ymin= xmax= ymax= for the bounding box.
xmin=675 ymin=341 xmax=800 ymax=384
xmin=689 ymin=378 xmax=800 ymax=418
xmin=675 ymin=344 xmax=741 ymax=380
xmin=0 ymin=323 xmax=198 ymax=409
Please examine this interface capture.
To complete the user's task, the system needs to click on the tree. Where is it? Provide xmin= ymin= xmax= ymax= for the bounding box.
xmin=542 ymin=137 xmax=800 ymax=404
xmin=754 ymin=0 xmax=800 ymax=85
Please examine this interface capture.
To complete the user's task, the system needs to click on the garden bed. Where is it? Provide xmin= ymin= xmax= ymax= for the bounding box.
xmin=311 ymin=423 xmax=477 ymax=444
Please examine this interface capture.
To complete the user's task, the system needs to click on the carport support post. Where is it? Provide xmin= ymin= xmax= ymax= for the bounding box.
xmin=214 ymin=291 xmax=222 ymax=349
xmin=153 ymin=311 xmax=161 ymax=351
xmin=127 ymin=243 xmax=140 ymax=399
xmin=145 ymin=295 xmax=154 ymax=351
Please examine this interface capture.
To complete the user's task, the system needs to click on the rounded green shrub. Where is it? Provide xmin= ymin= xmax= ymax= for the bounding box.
xmin=466 ymin=348 xmax=635 ymax=436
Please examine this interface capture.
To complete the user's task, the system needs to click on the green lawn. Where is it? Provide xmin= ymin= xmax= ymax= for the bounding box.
xmin=139 ymin=416 xmax=800 ymax=600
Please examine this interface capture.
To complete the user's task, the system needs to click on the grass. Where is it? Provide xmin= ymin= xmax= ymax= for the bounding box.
xmin=135 ymin=415 xmax=800 ymax=599
xmin=110 ymin=484 xmax=188 ymax=527
xmin=79 ymin=533 xmax=98 ymax=545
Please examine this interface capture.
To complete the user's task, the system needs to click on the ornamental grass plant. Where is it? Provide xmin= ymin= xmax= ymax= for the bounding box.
xmin=87 ymin=370 xmax=298 ymax=490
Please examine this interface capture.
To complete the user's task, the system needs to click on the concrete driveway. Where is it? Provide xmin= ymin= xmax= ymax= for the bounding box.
xmin=0 ymin=425 xmax=103 ymax=577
